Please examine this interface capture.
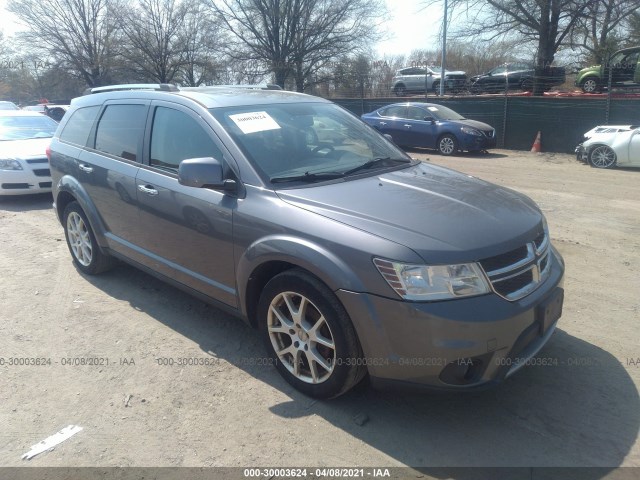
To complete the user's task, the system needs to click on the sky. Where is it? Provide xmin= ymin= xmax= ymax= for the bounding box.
xmin=0 ymin=0 xmax=443 ymax=59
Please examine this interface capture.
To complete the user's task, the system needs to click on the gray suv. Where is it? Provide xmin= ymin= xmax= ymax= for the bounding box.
xmin=49 ymin=84 xmax=564 ymax=398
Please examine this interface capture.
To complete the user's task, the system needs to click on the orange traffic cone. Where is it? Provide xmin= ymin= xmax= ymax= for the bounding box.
xmin=531 ymin=131 xmax=542 ymax=153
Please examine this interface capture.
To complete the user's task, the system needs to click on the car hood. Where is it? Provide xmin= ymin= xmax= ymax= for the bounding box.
xmin=276 ymin=162 xmax=542 ymax=264
xmin=0 ymin=138 xmax=52 ymax=158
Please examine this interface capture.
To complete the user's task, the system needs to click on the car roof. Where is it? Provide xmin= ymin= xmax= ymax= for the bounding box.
xmin=71 ymin=85 xmax=330 ymax=109
xmin=379 ymin=102 xmax=447 ymax=109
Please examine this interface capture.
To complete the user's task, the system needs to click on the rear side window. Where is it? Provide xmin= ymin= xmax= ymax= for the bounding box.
xmin=149 ymin=107 xmax=222 ymax=170
xmin=95 ymin=105 xmax=146 ymax=161
xmin=379 ymin=106 xmax=406 ymax=118
xmin=59 ymin=106 xmax=100 ymax=146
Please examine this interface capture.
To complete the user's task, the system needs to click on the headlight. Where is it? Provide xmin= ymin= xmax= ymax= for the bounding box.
xmin=373 ymin=258 xmax=491 ymax=301
xmin=0 ymin=159 xmax=23 ymax=170
xmin=461 ymin=126 xmax=482 ymax=136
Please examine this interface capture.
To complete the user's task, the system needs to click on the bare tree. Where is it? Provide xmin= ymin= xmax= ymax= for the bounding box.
xmin=8 ymin=0 xmax=120 ymax=87
xmin=179 ymin=2 xmax=224 ymax=86
xmin=570 ymin=0 xmax=640 ymax=63
xmin=209 ymin=0 xmax=386 ymax=91
xmin=434 ymin=0 xmax=593 ymax=94
xmin=118 ymin=0 xmax=191 ymax=83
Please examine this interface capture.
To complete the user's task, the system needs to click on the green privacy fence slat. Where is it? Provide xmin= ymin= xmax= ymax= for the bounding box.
xmin=335 ymin=97 xmax=640 ymax=153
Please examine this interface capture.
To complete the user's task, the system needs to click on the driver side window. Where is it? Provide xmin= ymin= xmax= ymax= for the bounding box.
xmin=150 ymin=107 xmax=222 ymax=171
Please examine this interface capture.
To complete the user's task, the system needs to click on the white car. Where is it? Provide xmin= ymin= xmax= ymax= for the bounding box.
xmin=0 ymin=111 xmax=58 ymax=195
xmin=576 ymin=124 xmax=640 ymax=169
xmin=392 ymin=66 xmax=468 ymax=96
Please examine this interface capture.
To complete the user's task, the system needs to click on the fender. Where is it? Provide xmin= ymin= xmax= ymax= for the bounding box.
xmin=55 ymin=174 xmax=110 ymax=249
xmin=236 ymin=234 xmax=366 ymax=319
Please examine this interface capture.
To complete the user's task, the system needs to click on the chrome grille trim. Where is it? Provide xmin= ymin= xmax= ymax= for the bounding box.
xmin=480 ymin=230 xmax=550 ymax=301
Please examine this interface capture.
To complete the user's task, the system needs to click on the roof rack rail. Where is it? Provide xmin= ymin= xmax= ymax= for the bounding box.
xmin=182 ymin=83 xmax=283 ymax=91
xmin=83 ymin=84 xmax=179 ymax=95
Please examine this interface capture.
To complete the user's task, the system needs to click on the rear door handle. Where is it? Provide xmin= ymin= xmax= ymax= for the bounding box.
xmin=404 ymin=124 xmax=412 ymax=129
xmin=138 ymin=184 xmax=158 ymax=196
xmin=78 ymin=164 xmax=93 ymax=173
xmin=379 ymin=121 xmax=387 ymax=126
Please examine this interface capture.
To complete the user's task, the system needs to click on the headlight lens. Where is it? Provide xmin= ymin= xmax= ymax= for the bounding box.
xmin=461 ymin=126 xmax=482 ymax=136
xmin=373 ymin=258 xmax=491 ymax=301
xmin=0 ymin=159 xmax=23 ymax=170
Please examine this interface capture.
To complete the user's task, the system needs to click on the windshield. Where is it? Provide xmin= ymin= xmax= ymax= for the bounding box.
xmin=0 ymin=115 xmax=58 ymax=140
xmin=426 ymin=105 xmax=465 ymax=121
xmin=210 ymin=102 xmax=411 ymax=185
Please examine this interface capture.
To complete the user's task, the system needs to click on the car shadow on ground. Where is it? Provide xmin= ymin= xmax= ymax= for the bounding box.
xmin=403 ymin=147 xmax=509 ymax=159
xmin=0 ymin=193 xmax=53 ymax=212
xmin=84 ymin=264 xmax=638 ymax=473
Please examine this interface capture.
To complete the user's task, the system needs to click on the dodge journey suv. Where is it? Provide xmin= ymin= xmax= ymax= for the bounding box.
xmin=49 ymin=84 xmax=564 ymax=398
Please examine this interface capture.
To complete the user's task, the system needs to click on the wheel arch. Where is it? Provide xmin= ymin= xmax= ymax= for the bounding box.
xmin=55 ymin=175 xmax=109 ymax=249
xmin=238 ymin=235 xmax=366 ymax=328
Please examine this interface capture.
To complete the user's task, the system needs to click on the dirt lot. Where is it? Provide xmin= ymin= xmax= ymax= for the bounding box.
xmin=0 ymin=149 xmax=639 ymax=473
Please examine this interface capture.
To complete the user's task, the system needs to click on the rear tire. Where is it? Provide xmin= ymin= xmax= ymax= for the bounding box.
xmin=63 ymin=201 xmax=116 ymax=274
xmin=257 ymin=269 xmax=365 ymax=398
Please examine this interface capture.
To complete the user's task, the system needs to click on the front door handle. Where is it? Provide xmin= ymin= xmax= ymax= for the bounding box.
xmin=78 ymin=164 xmax=93 ymax=173
xmin=138 ymin=184 xmax=158 ymax=196
xmin=379 ymin=121 xmax=387 ymax=126
xmin=404 ymin=124 xmax=412 ymax=129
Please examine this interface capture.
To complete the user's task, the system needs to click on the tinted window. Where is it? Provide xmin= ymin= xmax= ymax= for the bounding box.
xmin=150 ymin=107 xmax=222 ymax=170
xmin=95 ymin=105 xmax=146 ymax=161
xmin=406 ymin=106 xmax=429 ymax=120
xmin=59 ymin=106 xmax=100 ymax=146
xmin=379 ymin=106 xmax=406 ymax=118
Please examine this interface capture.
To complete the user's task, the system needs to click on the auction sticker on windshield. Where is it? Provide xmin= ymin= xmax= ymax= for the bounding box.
xmin=229 ymin=111 xmax=281 ymax=134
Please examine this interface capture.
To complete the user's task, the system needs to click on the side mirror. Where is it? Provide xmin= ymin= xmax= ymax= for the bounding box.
xmin=424 ymin=117 xmax=435 ymax=124
xmin=383 ymin=133 xmax=395 ymax=144
xmin=178 ymin=157 xmax=236 ymax=193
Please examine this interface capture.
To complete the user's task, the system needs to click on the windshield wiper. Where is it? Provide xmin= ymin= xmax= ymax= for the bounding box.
xmin=343 ymin=157 xmax=412 ymax=176
xmin=270 ymin=171 xmax=345 ymax=184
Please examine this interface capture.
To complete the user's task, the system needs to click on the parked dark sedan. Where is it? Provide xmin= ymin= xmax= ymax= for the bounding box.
xmin=361 ymin=102 xmax=496 ymax=155
xmin=469 ymin=63 xmax=566 ymax=94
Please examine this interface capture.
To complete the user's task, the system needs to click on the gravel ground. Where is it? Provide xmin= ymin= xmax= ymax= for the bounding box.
xmin=0 ymin=149 xmax=638 ymax=473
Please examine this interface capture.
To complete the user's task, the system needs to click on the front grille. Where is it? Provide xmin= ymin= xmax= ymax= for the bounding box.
xmin=480 ymin=230 xmax=551 ymax=301
xmin=483 ymin=130 xmax=495 ymax=139
xmin=33 ymin=168 xmax=51 ymax=177
xmin=2 ymin=183 xmax=30 ymax=189
xmin=26 ymin=158 xmax=48 ymax=164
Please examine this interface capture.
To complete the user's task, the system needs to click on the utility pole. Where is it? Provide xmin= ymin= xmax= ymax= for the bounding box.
xmin=439 ymin=0 xmax=447 ymax=97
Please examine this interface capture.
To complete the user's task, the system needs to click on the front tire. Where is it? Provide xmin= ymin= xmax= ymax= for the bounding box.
xmin=588 ymin=145 xmax=617 ymax=169
xmin=438 ymin=134 xmax=459 ymax=156
xmin=257 ymin=269 xmax=365 ymax=398
xmin=581 ymin=78 xmax=600 ymax=94
xmin=63 ymin=201 xmax=115 ymax=274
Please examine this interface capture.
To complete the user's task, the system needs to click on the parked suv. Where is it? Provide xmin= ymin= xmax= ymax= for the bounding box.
xmin=49 ymin=84 xmax=564 ymax=398
xmin=392 ymin=66 xmax=467 ymax=96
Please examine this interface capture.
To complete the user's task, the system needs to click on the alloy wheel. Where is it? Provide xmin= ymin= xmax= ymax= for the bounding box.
xmin=267 ymin=291 xmax=336 ymax=384
xmin=589 ymin=145 xmax=616 ymax=168
xmin=66 ymin=211 xmax=93 ymax=266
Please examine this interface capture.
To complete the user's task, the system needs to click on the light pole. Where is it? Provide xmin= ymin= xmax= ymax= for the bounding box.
xmin=439 ymin=0 xmax=447 ymax=97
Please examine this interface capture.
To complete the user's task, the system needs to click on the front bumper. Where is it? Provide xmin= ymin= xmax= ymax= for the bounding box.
xmin=0 ymin=168 xmax=52 ymax=195
xmin=336 ymin=247 xmax=564 ymax=391
xmin=575 ymin=143 xmax=588 ymax=162
xmin=459 ymin=134 xmax=497 ymax=151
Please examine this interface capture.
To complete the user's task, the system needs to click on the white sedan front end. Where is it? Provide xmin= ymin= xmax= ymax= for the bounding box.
xmin=0 ymin=112 xmax=58 ymax=195
xmin=576 ymin=124 xmax=640 ymax=169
